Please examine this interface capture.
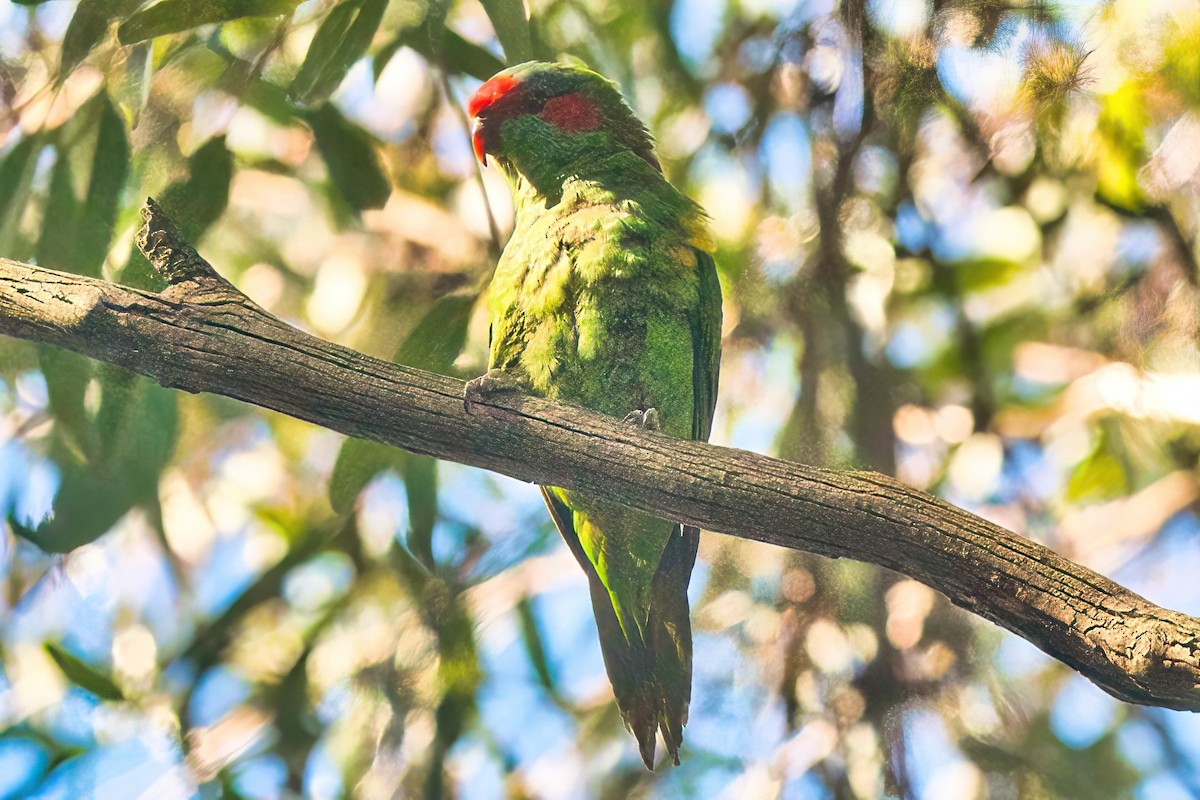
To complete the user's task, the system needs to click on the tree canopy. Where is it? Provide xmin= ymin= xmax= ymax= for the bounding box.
xmin=0 ymin=1 xmax=1199 ymax=799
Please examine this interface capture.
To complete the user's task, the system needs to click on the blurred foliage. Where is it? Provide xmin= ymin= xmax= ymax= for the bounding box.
xmin=0 ymin=0 xmax=1199 ymax=799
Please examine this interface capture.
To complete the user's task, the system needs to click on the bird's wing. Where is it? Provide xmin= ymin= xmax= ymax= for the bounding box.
xmin=690 ymin=246 xmax=722 ymax=442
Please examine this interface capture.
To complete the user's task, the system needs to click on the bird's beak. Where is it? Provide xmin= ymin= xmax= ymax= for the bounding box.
xmin=471 ymin=117 xmax=489 ymax=167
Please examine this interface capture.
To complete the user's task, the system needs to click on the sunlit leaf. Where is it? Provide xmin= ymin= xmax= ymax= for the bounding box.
xmin=288 ymin=0 xmax=388 ymax=106
xmin=329 ymin=437 xmax=403 ymax=515
xmin=59 ymin=0 xmax=144 ymax=79
xmin=36 ymin=94 xmax=128 ymax=278
xmin=1067 ymin=434 xmax=1129 ymax=503
xmin=953 ymin=258 xmax=1025 ymax=292
xmin=378 ymin=27 xmax=506 ymax=82
xmin=39 ymin=346 xmax=93 ymax=461
xmin=1163 ymin=12 xmax=1200 ymax=108
xmin=118 ymin=0 xmax=299 ymax=45
xmin=1095 ymin=83 xmax=1147 ymax=211
xmin=305 ymin=103 xmax=390 ymax=212
xmin=0 ymin=135 xmax=44 ymax=255
xmin=159 ymin=135 xmax=235 ymax=242
xmin=516 ymin=595 xmax=556 ymax=693
xmin=44 ymin=643 xmax=125 ymax=701
xmin=21 ymin=366 xmax=177 ymax=553
xmin=392 ymin=293 xmax=477 ymax=374
xmin=112 ymin=42 xmax=152 ymax=125
xmin=402 ymin=455 xmax=437 ymax=568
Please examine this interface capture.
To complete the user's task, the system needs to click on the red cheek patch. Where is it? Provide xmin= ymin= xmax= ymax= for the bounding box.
xmin=540 ymin=92 xmax=603 ymax=133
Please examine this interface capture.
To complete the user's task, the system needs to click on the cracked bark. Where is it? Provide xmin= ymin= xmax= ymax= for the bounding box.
xmin=1 ymin=199 xmax=1198 ymax=712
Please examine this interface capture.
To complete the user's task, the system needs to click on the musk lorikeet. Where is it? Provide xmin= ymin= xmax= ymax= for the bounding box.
xmin=466 ymin=61 xmax=722 ymax=768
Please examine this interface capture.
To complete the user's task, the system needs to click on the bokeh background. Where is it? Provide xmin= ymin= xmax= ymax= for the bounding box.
xmin=1 ymin=0 xmax=1199 ymax=797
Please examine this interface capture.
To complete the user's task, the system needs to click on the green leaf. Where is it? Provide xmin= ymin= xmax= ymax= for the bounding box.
xmin=44 ymin=643 xmax=125 ymax=701
xmin=402 ymin=455 xmax=436 ymax=568
xmin=305 ymin=103 xmax=390 ymax=212
xmin=59 ymin=0 xmax=111 ymax=78
xmin=383 ymin=27 xmax=506 ymax=82
xmin=159 ymin=135 xmax=234 ymax=242
xmin=36 ymin=147 xmax=83 ymax=273
xmin=39 ymin=346 xmax=94 ymax=460
xmin=113 ymin=42 xmax=152 ymax=126
xmin=953 ymin=258 xmax=1026 ymax=292
xmin=516 ymin=595 xmax=556 ymax=693
xmin=79 ymin=94 xmax=130 ymax=274
xmin=1066 ymin=436 xmax=1128 ymax=503
xmin=59 ymin=0 xmax=144 ymax=79
xmin=37 ymin=94 xmax=128 ymax=278
xmin=440 ymin=29 xmax=508 ymax=80
xmin=242 ymin=75 xmax=300 ymax=125
xmin=0 ymin=135 xmax=44 ymax=255
xmin=118 ymin=0 xmax=299 ymax=45
xmin=23 ymin=369 xmax=177 ymax=553
xmin=289 ymin=0 xmax=388 ymax=106
xmin=392 ymin=293 xmax=477 ymax=373
xmin=329 ymin=437 xmax=404 ymax=515
xmin=18 ymin=466 xmax=127 ymax=553
xmin=479 ymin=0 xmax=531 ymax=64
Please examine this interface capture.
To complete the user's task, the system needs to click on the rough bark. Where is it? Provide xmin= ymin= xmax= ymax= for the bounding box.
xmin=1 ymin=199 xmax=1198 ymax=712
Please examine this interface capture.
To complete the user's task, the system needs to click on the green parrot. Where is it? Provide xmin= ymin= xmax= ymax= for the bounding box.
xmin=465 ymin=61 xmax=721 ymax=768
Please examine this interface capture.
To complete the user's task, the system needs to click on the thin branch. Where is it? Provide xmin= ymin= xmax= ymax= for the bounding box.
xmin=0 ymin=200 xmax=1199 ymax=712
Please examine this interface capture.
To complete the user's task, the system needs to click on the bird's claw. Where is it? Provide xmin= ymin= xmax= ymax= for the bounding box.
xmin=464 ymin=369 xmax=525 ymax=413
xmin=622 ymin=408 xmax=660 ymax=431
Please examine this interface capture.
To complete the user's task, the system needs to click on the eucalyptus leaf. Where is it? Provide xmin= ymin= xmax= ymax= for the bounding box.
xmin=36 ymin=94 xmax=128 ymax=278
xmin=44 ymin=643 xmax=125 ymax=701
xmin=59 ymin=0 xmax=144 ymax=78
xmin=112 ymin=42 xmax=152 ymax=125
xmin=0 ymin=135 xmax=43 ymax=255
xmin=329 ymin=438 xmax=404 ymax=515
xmin=384 ymin=27 xmax=506 ymax=82
xmin=39 ymin=346 xmax=94 ymax=460
xmin=305 ymin=103 xmax=390 ymax=212
xmin=118 ymin=0 xmax=299 ymax=45
xmin=289 ymin=0 xmax=388 ymax=106
xmin=159 ymin=135 xmax=234 ymax=242
xmin=402 ymin=455 xmax=437 ymax=569
xmin=23 ymin=369 xmax=177 ymax=553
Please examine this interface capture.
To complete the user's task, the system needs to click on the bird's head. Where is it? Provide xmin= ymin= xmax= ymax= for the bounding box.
xmin=467 ymin=61 xmax=660 ymax=182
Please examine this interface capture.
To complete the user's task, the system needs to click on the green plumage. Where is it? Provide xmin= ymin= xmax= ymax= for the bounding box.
xmin=469 ymin=62 xmax=721 ymax=767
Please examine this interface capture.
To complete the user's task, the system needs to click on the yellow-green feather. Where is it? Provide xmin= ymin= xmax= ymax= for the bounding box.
xmin=481 ymin=61 xmax=721 ymax=767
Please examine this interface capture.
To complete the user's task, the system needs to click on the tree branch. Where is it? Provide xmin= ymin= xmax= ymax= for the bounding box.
xmin=2 ymin=200 xmax=1199 ymax=712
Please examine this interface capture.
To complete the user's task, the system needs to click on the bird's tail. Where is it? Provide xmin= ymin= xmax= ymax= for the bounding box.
xmin=583 ymin=525 xmax=697 ymax=768
xmin=542 ymin=488 xmax=697 ymax=768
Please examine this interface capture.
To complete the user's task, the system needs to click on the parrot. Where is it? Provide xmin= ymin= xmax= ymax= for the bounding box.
xmin=465 ymin=61 xmax=721 ymax=768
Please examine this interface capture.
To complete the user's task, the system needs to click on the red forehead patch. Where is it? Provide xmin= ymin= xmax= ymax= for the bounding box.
xmin=540 ymin=92 xmax=603 ymax=133
xmin=468 ymin=74 xmax=521 ymax=118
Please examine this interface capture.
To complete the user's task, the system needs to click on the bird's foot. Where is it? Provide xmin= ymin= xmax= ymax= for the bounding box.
xmin=622 ymin=407 xmax=660 ymax=431
xmin=463 ymin=369 xmax=526 ymax=413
